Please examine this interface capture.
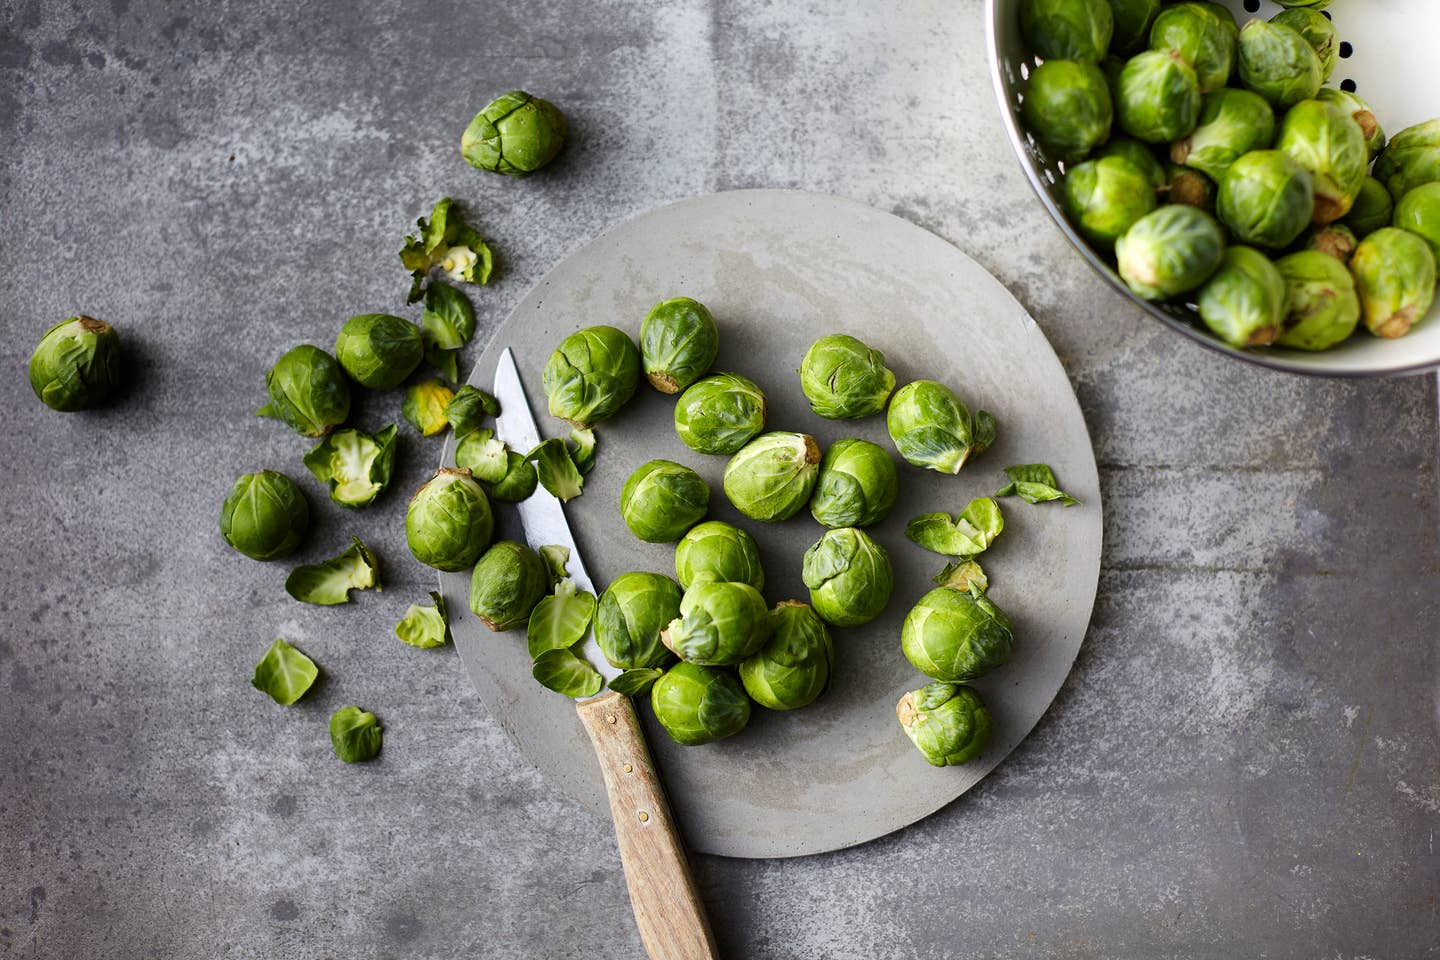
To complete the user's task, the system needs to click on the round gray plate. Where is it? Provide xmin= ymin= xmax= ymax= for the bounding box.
xmin=438 ymin=189 xmax=1102 ymax=859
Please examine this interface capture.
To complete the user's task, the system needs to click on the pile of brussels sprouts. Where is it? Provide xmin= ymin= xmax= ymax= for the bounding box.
xmin=1019 ymin=0 xmax=1440 ymax=350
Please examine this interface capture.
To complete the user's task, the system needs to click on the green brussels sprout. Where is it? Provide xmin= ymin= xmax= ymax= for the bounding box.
xmin=809 ymin=438 xmax=898 ymax=529
xmin=1270 ymin=9 xmax=1336 ymax=80
xmin=399 ymin=198 xmax=493 ymax=303
xmin=674 ymin=520 xmax=764 ymax=591
xmin=1273 ymin=250 xmax=1360 ymax=350
xmin=542 ymin=325 xmax=642 ymax=427
xmin=596 ymin=572 xmax=683 ymax=669
xmin=1171 ymin=88 xmax=1275 ymax=182
xmin=1164 ymin=163 xmax=1216 ymax=211
xmin=333 ymin=314 xmax=423 ymax=390
xmin=1273 ymin=0 xmax=1329 ymax=9
xmin=663 ymin=581 xmax=771 ymax=666
xmin=639 ymin=297 xmax=719 ymax=394
xmin=739 ymin=601 xmax=834 ymax=711
xmin=1021 ymin=59 xmax=1114 ymax=157
xmin=257 ymin=345 xmax=351 ymax=438
xmin=897 ymin=682 xmax=993 ymax=767
xmin=329 ymin=705 xmax=383 ymax=763
xmin=483 ymin=450 xmax=539 ymax=502
xmin=285 ymin=537 xmax=380 ymax=605
xmin=901 ymin=584 xmax=1015 ymax=682
xmin=886 ymin=380 xmax=977 ymax=474
xmin=1115 ymin=204 xmax=1225 ymax=298
xmin=1373 ymin=119 xmax=1440 ymax=207
xmin=28 ymin=316 xmax=122 ymax=412
xmin=619 ymin=459 xmax=709 ymax=543
xmin=1116 ymin=50 xmax=1201 ymax=144
xmin=302 ymin=424 xmax=399 ymax=508
xmin=1148 ymin=2 xmax=1235 ymax=93
xmin=395 ymin=592 xmax=451 ymax=649
xmin=469 ymin=540 xmax=549 ymax=630
xmin=799 ymin=334 xmax=896 ymax=419
xmin=1342 ymin=177 xmax=1394 ymax=239
xmin=1064 ymin=155 xmax=1159 ymax=245
xmin=403 ymin=379 xmax=454 ymax=437
xmin=723 ymin=432 xmax=821 ymax=522
xmin=1305 ymin=223 xmax=1358 ymax=263
xmin=1236 ymin=19 xmax=1322 ymax=110
xmin=1349 ymin=228 xmax=1437 ymax=340
xmin=405 ymin=467 xmax=494 ymax=571
xmin=650 ymin=662 xmax=751 ymax=746
xmin=1105 ymin=0 xmax=1161 ymax=56
xmin=673 ymin=372 xmax=768 ymax=455
xmin=1276 ymin=98 xmax=1368 ymax=224
xmin=1394 ymin=183 xmax=1440 ymax=262
xmin=802 ymin=527 xmax=893 ymax=627
xmin=1196 ymin=246 xmax=1287 ymax=347
xmin=460 ymin=91 xmax=567 ymax=177
xmin=1020 ymin=0 xmax=1113 ymax=62
xmin=1315 ymin=89 xmax=1385 ymax=161
xmin=219 ymin=470 xmax=310 ymax=561
xmin=1097 ymin=136 xmax=1167 ymax=188
xmin=1216 ymin=149 xmax=1314 ymax=248
xmin=251 ymin=637 xmax=319 ymax=705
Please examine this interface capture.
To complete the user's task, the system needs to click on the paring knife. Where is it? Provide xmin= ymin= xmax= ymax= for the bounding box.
xmin=492 ymin=347 xmax=719 ymax=960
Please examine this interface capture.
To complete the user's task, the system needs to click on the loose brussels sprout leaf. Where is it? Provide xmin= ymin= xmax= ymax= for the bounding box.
xmin=906 ymin=497 xmax=1005 ymax=557
xmin=934 ymin=559 xmax=989 ymax=593
xmin=526 ymin=580 xmax=597 ymax=658
xmin=994 ymin=464 xmax=1080 ymax=506
xmin=972 ymin=410 xmax=998 ymax=457
xmin=395 ymin=591 xmax=451 ymax=649
xmin=302 ymin=425 xmax=399 ymax=508
xmin=403 ymin=380 xmax=455 ymax=436
xmin=334 ymin=314 xmax=424 ymax=390
xmin=640 ymin=297 xmax=720 ymax=394
xmin=596 ymin=571 xmax=682 ymax=669
xmin=421 ymin=281 xmax=477 ymax=352
xmin=539 ymin=544 xmax=570 ymax=585
xmin=251 ymin=638 xmax=319 ymax=706
xmin=405 ymin=468 xmax=494 ymax=571
xmin=454 ymin=429 xmax=509 ymax=484
xmin=470 ymin=541 xmax=550 ymax=630
xmin=532 ymin=648 xmax=603 ymax=698
xmin=220 ymin=470 xmax=310 ymax=561
xmin=542 ymin=325 xmax=642 ymax=427
xmin=569 ymin=427 xmax=597 ymax=475
xmin=445 ymin=385 xmax=494 ymax=439
xmin=257 ymin=345 xmax=351 ymax=438
xmin=526 ymin=438 xmax=585 ymax=502
xmin=400 ymin=198 xmax=494 ymax=302
xmin=427 ymin=346 xmax=460 ymax=384
xmin=902 ymin=584 xmax=1014 ymax=683
xmin=609 ymin=668 xmax=665 ymax=697
xmin=461 ymin=91 xmax=569 ymax=177
xmin=28 ymin=315 xmax=123 ymax=412
xmin=897 ymin=682 xmax=992 ymax=767
xmin=484 ymin=451 xmax=539 ymax=502
xmin=329 ymin=706 xmax=383 ymax=763
xmin=285 ymin=537 xmax=380 ymax=605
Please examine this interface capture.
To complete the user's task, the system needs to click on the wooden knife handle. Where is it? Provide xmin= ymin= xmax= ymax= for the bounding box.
xmin=576 ymin=691 xmax=718 ymax=960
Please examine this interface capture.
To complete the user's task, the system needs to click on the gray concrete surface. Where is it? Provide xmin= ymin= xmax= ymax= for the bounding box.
xmin=1 ymin=1 xmax=1436 ymax=957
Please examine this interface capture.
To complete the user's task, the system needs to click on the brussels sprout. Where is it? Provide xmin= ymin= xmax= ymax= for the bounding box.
xmin=28 ymin=316 xmax=122 ymax=412
xmin=455 ymin=429 xmax=509 ymax=484
xmin=1105 ymin=0 xmax=1160 ymax=56
xmin=526 ymin=438 xmax=585 ymax=502
xmin=639 ymin=297 xmax=719 ymax=394
xmin=399 ymin=198 xmax=493 ymax=302
xmin=674 ymin=520 xmax=765 ymax=591
xmin=1342 ymin=178 xmax=1394 ymax=239
xmin=620 ymin=459 xmax=710 ymax=543
xmin=1148 ymin=2 xmax=1235 ymax=93
xmin=1273 ymin=0 xmax=1328 ymax=8
xmin=802 ymin=527 xmax=893 ymax=627
xmin=799 ymin=334 xmax=895 ymax=419
xmin=1115 ymin=204 xmax=1225 ymax=298
xmin=1373 ymin=119 xmax=1440 ymax=206
xmin=1236 ymin=19 xmax=1321 ymax=110
xmin=219 ymin=470 xmax=310 ymax=561
xmin=809 ymin=438 xmax=898 ymax=529
xmin=395 ymin=592 xmax=451 ymax=649
xmin=1021 ymin=59 xmax=1114 ymax=157
xmin=722 ymin=432 xmax=821 ymax=522
xmin=674 ymin=372 xmax=768 ymax=455
xmin=403 ymin=379 xmax=454 ymax=436
xmin=569 ymin=426 xmax=597 ymax=475
xmin=1273 ymin=250 xmax=1360 ymax=350
xmin=484 ymin=451 xmax=539 ymax=502
xmin=596 ymin=572 xmax=683 ymax=669
xmin=906 ymin=497 xmax=1005 ymax=557
xmin=446 ymin=386 xmax=498 ymax=440
xmin=527 ymin=580 xmax=598 ymax=658
xmin=251 ymin=638 xmax=319 ymax=706
xmin=1171 ymin=88 xmax=1275 ymax=182
xmin=257 ymin=345 xmax=351 ymax=438
xmin=1020 ymin=0 xmax=1113 ymax=61
xmin=1350 ymin=228 xmax=1437 ymax=339
xmin=1116 ymin=50 xmax=1201 ymax=144
xmin=1216 ymin=149 xmax=1314 ymax=248
xmin=901 ymin=584 xmax=1015 ymax=682
xmin=469 ymin=540 xmax=549 ymax=631
xmin=886 ymin=380 xmax=977 ymax=473
xmin=461 ymin=91 xmax=567 ymax=177
xmin=405 ymin=468 xmax=494 ymax=571
xmin=1394 ymin=183 xmax=1440 ymax=262
xmin=934 ymin=559 xmax=990 ymax=592
xmin=663 ymin=580 xmax=771 ymax=666
xmin=333 ymin=314 xmax=423 ymax=390
xmin=1164 ymin=163 xmax=1216 ymax=210
xmin=542 ymin=325 xmax=642 ymax=427
xmin=532 ymin=646 xmax=604 ymax=698
xmin=1197 ymin=246 xmax=1288 ymax=347
xmin=329 ymin=706 xmax=382 ymax=763
xmin=1276 ymin=98 xmax=1368 ymax=224
xmin=1270 ymin=9 xmax=1336 ymax=80
xmin=994 ymin=463 xmax=1081 ymax=505
xmin=1305 ymin=223 xmax=1358 ymax=263
xmin=1064 ymin=155 xmax=1159 ymax=245
xmin=303 ymin=424 xmax=399 ymax=508
xmin=650 ymin=662 xmax=751 ymax=746
xmin=1097 ymin=136 xmax=1167 ymax=189
xmin=539 ymin=545 xmax=570 ymax=585
xmin=1315 ymin=89 xmax=1385 ymax=162
xmin=897 ymin=682 xmax=993 ymax=767
xmin=285 ymin=537 xmax=380 ymax=605
xmin=739 ymin=601 xmax=835 ymax=711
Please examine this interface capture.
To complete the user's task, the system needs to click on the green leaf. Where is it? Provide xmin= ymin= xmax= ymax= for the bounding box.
xmin=532 ymin=648 xmax=603 ymax=698
xmin=422 ymin=281 xmax=476 ymax=351
xmin=251 ymin=638 xmax=319 ymax=705
xmin=401 ymin=199 xmax=494 ymax=300
xmin=454 ymin=428 xmax=509 ymax=483
xmin=526 ymin=580 xmax=597 ymax=658
xmin=994 ymin=463 xmax=1079 ymax=506
xmin=329 ymin=705 xmax=383 ymax=763
xmin=933 ymin=559 xmax=989 ymax=593
xmin=302 ymin=424 xmax=399 ymax=508
xmin=446 ymin=385 xmax=492 ymax=439
xmin=426 ymin=345 xmax=460 ymax=384
xmin=285 ymin=537 xmax=380 ymax=605
xmin=526 ymin=438 xmax=584 ymax=501
xmin=569 ymin=426 xmax=597 ymax=476
xmin=609 ymin=668 xmax=664 ymax=697
xmin=539 ymin=545 xmax=570 ymax=585
xmin=483 ymin=451 xmax=539 ymax=502
xmin=395 ymin=591 xmax=451 ymax=648
xmin=905 ymin=497 xmax=1004 ymax=558
xmin=972 ymin=410 xmax=998 ymax=457
xmin=403 ymin=380 xmax=454 ymax=436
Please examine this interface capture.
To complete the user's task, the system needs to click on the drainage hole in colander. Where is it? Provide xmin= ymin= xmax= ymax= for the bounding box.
xmin=1339 ymin=41 xmax=1353 ymax=59
xmin=1340 ymin=78 xmax=1358 ymax=93
xmin=1243 ymin=0 xmax=1259 ymax=12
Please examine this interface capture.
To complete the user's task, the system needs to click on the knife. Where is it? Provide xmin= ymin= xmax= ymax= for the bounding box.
xmin=492 ymin=347 xmax=719 ymax=960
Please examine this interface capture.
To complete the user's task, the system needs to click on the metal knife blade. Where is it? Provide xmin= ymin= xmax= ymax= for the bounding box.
xmin=491 ymin=347 xmax=621 ymax=692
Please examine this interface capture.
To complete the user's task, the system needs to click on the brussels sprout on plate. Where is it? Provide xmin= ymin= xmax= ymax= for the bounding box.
xmin=663 ymin=580 xmax=771 ymax=666
xmin=1021 ymin=59 xmax=1114 ymax=157
xmin=596 ymin=572 xmax=683 ymax=670
xmin=257 ymin=345 xmax=351 ymax=438
xmin=802 ymin=527 xmax=893 ymax=627
xmin=220 ymin=470 xmax=310 ymax=561
xmin=461 ymin=91 xmax=568 ymax=177
xmin=674 ymin=520 xmax=764 ymax=591
xmin=28 ymin=315 xmax=122 ymax=412
xmin=640 ymin=297 xmax=719 ymax=394
xmin=1148 ymin=2 xmax=1235 ymax=94
xmin=542 ymin=325 xmax=642 ymax=428
xmin=902 ymin=583 xmax=1014 ymax=682
xmin=995 ymin=463 xmax=1080 ymax=505
xmin=1394 ymin=183 xmax=1440 ymax=261
xmin=251 ymin=638 xmax=319 ymax=706
xmin=739 ymin=601 xmax=834 ymax=711
xmin=1270 ymin=8 xmax=1336 ymax=80
xmin=330 ymin=706 xmax=383 ymax=763
xmin=620 ymin=459 xmax=710 ymax=543
xmin=1106 ymin=0 xmax=1160 ymax=56
xmin=334 ymin=313 xmax=423 ymax=390
xmin=1236 ymin=19 xmax=1321 ymax=110
xmin=1196 ymin=246 xmax=1287 ymax=347
xmin=723 ymin=432 xmax=821 ymax=522
xmin=1019 ymin=0 xmax=1113 ymax=62
xmin=799 ymin=334 xmax=896 ymax=419
xmin=674 ymin=372 xmax=768 ymax=455
xmin=285 ymin=537 xmax=380 ymax=605
xmin=405 ymin=467 xmax=494 ymax=571
xmin=1064 ymin=155 xmax=1158 ymax=246
xmin=1343 ymin=178 xmax=1395 ymax=239
xmin=395 ymin=592 xmax=451 ymax=649
xmin=1115 ymin=204 xmax=1225 ymax=298
xmin=1273 ymin=250 xmax=1360 ymax=351
xmin=651 ymin=662 xmax=751 ymax=746
xmin=1217 ymin=149 xmax=1314 ymax=249
xmin=1171 ymin=88 xmax=1275 ymax=183
xmin=403 ymin=379 xmax=455 ymax=436
xmin=1116 ymin=50 xmax=1201 ymax=144
xmin=809 ymin=438 xmax=898 ymax=529
xmin=1350 ymin=228 xmax=1437 ymax=340
xmin=897 ymin=682 xmax=992 ymax=767
xmin=906 ymin=497 xmax=1005 ymax=558
xmin=469 ymin=540 xmax=550 ymax=631
xmin=886 ymin=380 xmax=982 ymax=474
xmin=1276 ymin=98 xmax=1368 ymax=224
xmin=303 ymin=425 xmax=399 ymax=508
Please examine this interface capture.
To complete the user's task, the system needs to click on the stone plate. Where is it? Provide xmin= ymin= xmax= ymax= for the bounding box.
xmin=438 ymin=189 xmax=1102 ymax=859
